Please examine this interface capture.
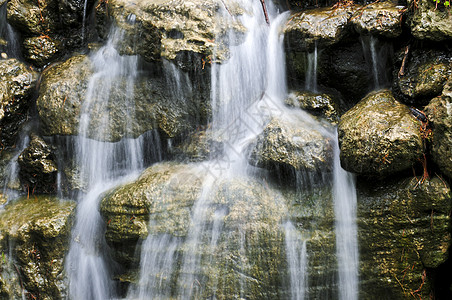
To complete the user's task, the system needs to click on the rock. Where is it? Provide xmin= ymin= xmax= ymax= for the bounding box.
xmin=351 ymin=1 xmax=405 ymax=38
xmin=318 ymin=42 xmax=374 ymax=103
xmin=284 ymin=4 xmax=358 ymax=51
xmin=36 ymin=55 xmax=92 ymax=138
xmin=171 ymin=127 xmax=224 ymax=162
xmin=0 ymin=196 xmax=76 ymax=299
xmin=108 ymin=0 xmax=244 ymax=66
xmin=37 ymin=54 xmax=206 ymax=142
xmin=285 ymin=91 xmax=342 ymax=123
xmin=249 ymin=112 xmax=333 ymax=179
xmin=0 ymin=59 xmax=38 ymax=148
xmin=101 ymin=162 xmax=291 ymax=298
xmin=358 ymin=176 xmax=451 ymax=299
xmin=338 ymin=90 xmax=424 ymax=177
xmin=424 ymin=86 xmax=452 ymax=179
xmin=23 ymin=36 xmax=61 ymax=67
xmin=407 ymin=0 xmax=452 ymax=41
xmin=18 ymin=134 xmax=58 ymax=194
xmin=394 ymin=48 xmax=451 ymax=104
xmin=7 ymin=0 xmax=95 ymax=35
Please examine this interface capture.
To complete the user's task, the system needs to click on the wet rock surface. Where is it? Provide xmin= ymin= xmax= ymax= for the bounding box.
xmin=351 ymin=1 xmax=405 ymax=38
xmin=18 ymin=134 xmax=58 ymax=194
xmin=285 ymin=91 xmax=342 ymax=123
xmin=338 ymin=90 xmax=424 ymax=177
xmin=0 ymin=59 xmax=38 ymax=148
xmin=407 ymin=0 xmax=452 ymax=41
xmin=108 ymin=0 xmax=244 ymax=66
xmin=284 ymin=4 xmax=357 ymax=51
xmin=36 ymin=54 xmax=207 ymax=142
xmin=0 ymin=196 xmax=75 ymax=299
xmin=358 ymin=176 xmax=451 ymax=299
xmin=393 ymin=48 xmax=451 ymax=105
xmin=424 ymin=81 xmax=452 ymax=179
xmin=101 ymin=162 xmax=290 ymax=299
xmin=249 ymin=114 xmax=333 ymax=178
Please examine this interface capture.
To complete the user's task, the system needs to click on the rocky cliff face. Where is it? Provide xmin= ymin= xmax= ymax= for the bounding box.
xmin=0 ymin=0 xmax=451 ymax=299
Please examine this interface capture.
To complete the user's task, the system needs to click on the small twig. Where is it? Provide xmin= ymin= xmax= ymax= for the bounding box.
xmin=260 ymin=0 xmax=270 ymax=25
xmin=398 ymin=45 xmax=410 ymax=78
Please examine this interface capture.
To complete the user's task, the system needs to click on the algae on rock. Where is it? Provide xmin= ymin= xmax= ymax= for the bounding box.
xmin=338 ymin=90 xmax=423 ymax=177
xmin=0 ymin=196 xmax=75 ymax=299
xmin=358 ymin=176 xmax=451 ymax=299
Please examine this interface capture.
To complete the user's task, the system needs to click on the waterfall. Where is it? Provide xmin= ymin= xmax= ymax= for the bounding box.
xmin=0 ymin=3 xmax=21 ymax=58
xmin=284 ymin=221 xmax=308 ymax=300
xmin=65 ymin=28 xmax=157 ymax=299
xmin=360 ymin=35 xmax=392 ymax=90
xmin=305 ymin=42 xmax=318 ymax=92
xmin=128 ymin=1 xmax=293 ymax=298
xmin=333 ymin=133 xmax=359 ymax=300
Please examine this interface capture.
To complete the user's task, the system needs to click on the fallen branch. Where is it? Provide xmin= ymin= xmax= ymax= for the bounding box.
xmin=260 ymin=0 xmax=270 ymax=24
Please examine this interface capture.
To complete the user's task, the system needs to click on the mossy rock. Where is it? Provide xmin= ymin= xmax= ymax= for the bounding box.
xmin=424 ymin=83 xmax=452 ymax=179
xmin=358 ymin=176 xmax=451 ymax=299
xmin=0 ymin=196 xmax=75 ymax=299
xmin=407 ymin=0 xmax=452 ymax=42
xmin=0 ymin=58 xmax=38 ymax=148
xmin=338 ymin=90 xmax=423 ymax=177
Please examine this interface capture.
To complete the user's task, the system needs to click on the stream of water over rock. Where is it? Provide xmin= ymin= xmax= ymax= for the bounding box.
xmin=63 ymin=0 xmax=359 ymax=299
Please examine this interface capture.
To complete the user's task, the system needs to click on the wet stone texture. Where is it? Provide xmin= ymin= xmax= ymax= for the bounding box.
xmin=338 ymin=90 xmax=423 ymax=177
xmin=0 ymin=58 xmax=38 ymax=148
xmin=0 ymin=197 xmax=75 ymax=300
xmin=358 ymin=177 xmax=451 ymax=299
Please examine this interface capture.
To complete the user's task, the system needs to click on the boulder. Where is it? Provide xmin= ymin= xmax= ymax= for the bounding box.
xmin=108 ymin=0 xmax=244 ymax=66
xmin=284 ymin=4 xmax=358 ymax=51
xmin=0 ymin=196 xmax=76 ymax=300
xmin=248 ymin=112 xmax=334 ymax=183
xmin=7 ymin=0 xmax=96 ymax=66
xmin=100 ymin=162 xmax=289 ymax=299
xmin=424 ymin=81 xmax=452 ymax=179
xmin=393 ymin=48 xmax=451 ymax=105
xmin=18 ymin=134 xmax=58 ymax=194
xmin=0 ymin=59 xmax=38 ymax=147
xmin=358 ymin=176 xmax=451 ymax=299
xmin=318 ymin=42 xmax=374 ymax=102
xmin=407 ymin=0 xmax=452 ymax=41
xmin=23 ymin=36 xmax=61 ymax=68
xmin=338 ymin=90 xmax=424 ymax=177
xmin=285 ymin=91 xmax=342 ymax=123
xmin=351 ymin=1 xmax=405 ymax=38
xmin=37 ymin=54 xmax=206 ymax=142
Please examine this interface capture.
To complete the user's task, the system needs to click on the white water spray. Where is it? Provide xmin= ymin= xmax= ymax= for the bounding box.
xmin=333 ymin=133 xmax=359 ymax=300
xmin=66 ymin=28 xmax=149 ymax=299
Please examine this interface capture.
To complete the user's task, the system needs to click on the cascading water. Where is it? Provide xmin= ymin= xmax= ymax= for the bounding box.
xmin=56 ymin=0 xmax=361 ymax=298
xmin=305 ymin=42 xmax=318 ymax=92
xmin=333 ymin=133 xmax=359 ymax=300
xmin=65 ymin=28 xmax=159 ymax=299
xmin=0 ymin=3 xmax=21 ymax=58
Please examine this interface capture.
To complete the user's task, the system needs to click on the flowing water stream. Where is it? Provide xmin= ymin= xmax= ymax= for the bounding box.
xmin=63 ymin=0 xmax=359 ymax=299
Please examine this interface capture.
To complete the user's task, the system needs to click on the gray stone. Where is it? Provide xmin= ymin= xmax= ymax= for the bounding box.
xmin=37 ymin=54 xmax=206 ymax=142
